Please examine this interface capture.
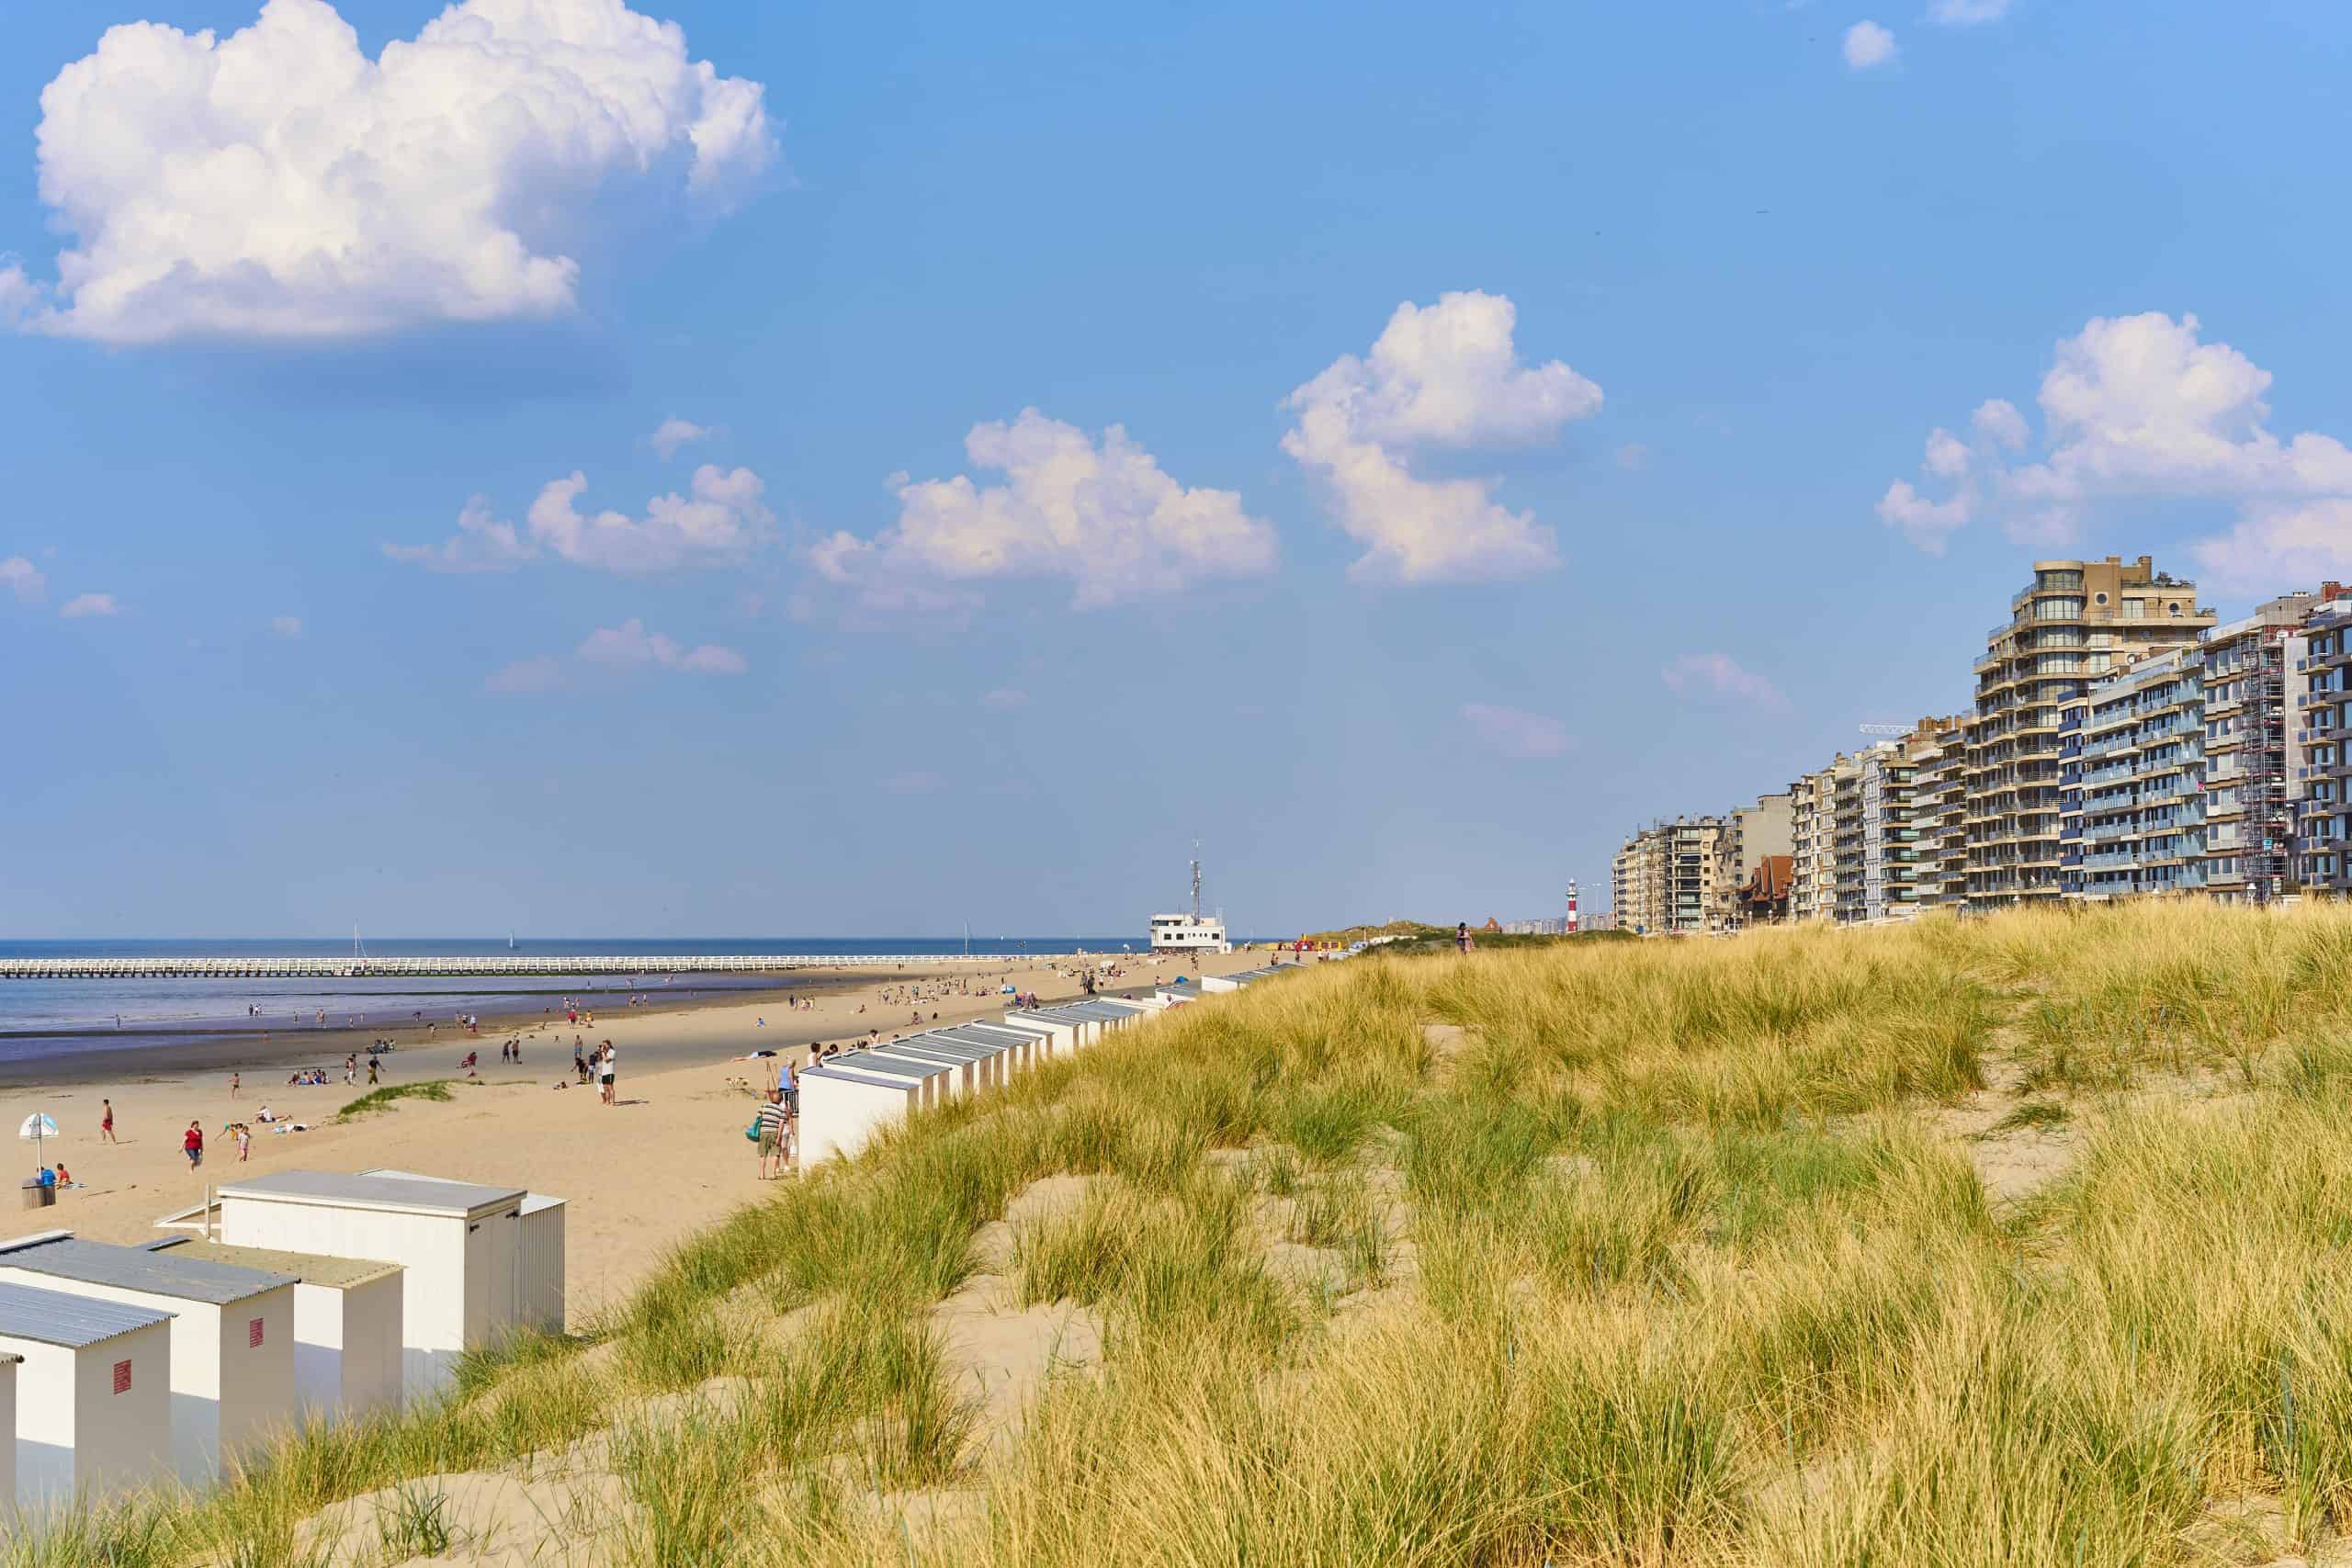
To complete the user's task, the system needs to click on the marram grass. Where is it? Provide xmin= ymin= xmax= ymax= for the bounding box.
xmin=23 ymin=899 xmax=2352 ymax=1566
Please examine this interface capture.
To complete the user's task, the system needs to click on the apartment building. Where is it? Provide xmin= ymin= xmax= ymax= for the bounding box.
xmin=1860 ymin=729 xmax=1940 ymax=923
xmin=1787 ymin=759 xmax=1848 ymax=922
xmin=1714 ymin=793 xmax=1794 ymax=930
xmin=2204 ymin=592 xmax=2321 ymax=902
xmin=2057 ymin=649 xmax=2207 ymax=900
xmin=1611 ymin=817 xmax=1728 ymax=934
xmin=2295 ymin=598 xmax=2352 ymax=889
xmin=1909 ymin=718 xmax=1971 ymax=911
xmin=1832 ymin=759 xmax=1868 ymax=922
xmin=1968 ymin=557 xmax=2215 ymax=909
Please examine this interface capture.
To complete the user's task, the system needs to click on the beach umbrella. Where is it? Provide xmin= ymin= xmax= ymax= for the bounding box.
xmin=17 ymin=1111 xmax=58 ymax=1168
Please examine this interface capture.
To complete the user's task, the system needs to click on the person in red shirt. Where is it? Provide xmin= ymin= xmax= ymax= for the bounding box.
xmin=183 ymin=1121 xmax=205 ymax=1169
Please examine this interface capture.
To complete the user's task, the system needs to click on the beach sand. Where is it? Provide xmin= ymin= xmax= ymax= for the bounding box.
xmin=0 ymin=947 xmax=1284 ymax=1323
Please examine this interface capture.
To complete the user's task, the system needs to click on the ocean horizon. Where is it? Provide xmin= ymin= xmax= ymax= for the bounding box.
xmin=0 ymin=936 xmax=1211 ymax=1059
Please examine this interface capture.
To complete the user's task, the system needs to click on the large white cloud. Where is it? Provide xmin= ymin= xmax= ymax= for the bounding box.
xmin=388 ymin=464 xmax=771 ymax=574
xmin=812 ymin=410 xmax=1276 ymax=610
xmin=1283 ymin=291 xmax=1600 ymax=582
xmin=1878 ymin=312 xmax=2352 ymax=587
xmin=13 ymin=0 xmax=775 ymax=344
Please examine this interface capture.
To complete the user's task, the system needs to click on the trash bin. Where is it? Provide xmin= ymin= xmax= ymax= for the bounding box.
xmin=18 ymin=1179 xmax=53 ymax=1211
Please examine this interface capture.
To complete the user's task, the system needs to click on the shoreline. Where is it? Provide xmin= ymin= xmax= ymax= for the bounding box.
xmin=0 ymin=945 xmax=1274 ymax=1320
xmin=0 ymin=960 xmax=1013 ymax=1090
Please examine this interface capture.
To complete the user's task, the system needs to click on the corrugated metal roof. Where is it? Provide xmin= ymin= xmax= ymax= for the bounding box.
xmin=219 ymin=1169 xmax=524 ymax=1217
xmin=799 ymin=1064 xmax=915 ymax=1089
xmin=0 ymin=1281 xmax=173 ymax=1348
xmin=1023 ymin=1008 xmax=1096 ymax=1025
xmin=364 ymin=1168 xmax=561 ymax=1216
xmin=0 ymin=1237 xmax=294 ymax=1304
xmin=934 ymin=1024 xmax=1023 ymax=1043
xmin=950 ymin=1022 xmax=1039 ymax=1043
xmin=886 ymin=1035 xmax=994 ymax=1062
xmin=520 ymin=1193 xmax=564 ymax=1216
xmin=832 ymin=1051 xmax=951 ymax=1080
xmin=142 ymin=1238 xmax=401 ymax=1291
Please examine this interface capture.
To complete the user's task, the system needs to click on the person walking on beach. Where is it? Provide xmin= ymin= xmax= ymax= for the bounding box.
xmin=183 ymin=1121 xmax=204 ymax=1169
xmin=598 ymin=1041 xmax=616 ymax=1105
xmin=234 ymin=1123 xmax=251 ymax=1162
xmin=368 ymin=1057 xmax=379 ymax=1087
xmin=100 ymin=1100 xmax=117 ymax=1143
xmin=229 ymin=1072 xmax=240 ymax=1100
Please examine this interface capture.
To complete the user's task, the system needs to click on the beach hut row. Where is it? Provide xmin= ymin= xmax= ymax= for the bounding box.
xmin=798 ymin=998 xmax=1160 ymax=1164
xmin=0 ymin=1167 xmax=566 ymax=1513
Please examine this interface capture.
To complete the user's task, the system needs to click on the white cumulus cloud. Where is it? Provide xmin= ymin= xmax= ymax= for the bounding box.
xmin=1843 ymin=21 xmax=1898 ymax=68
xmin=14 ymin=0 xmax=775 ymax=344
xmin=1283 ymin=290 xmax=1600 ymax=583
xmin=270 ymin=615 xmax=303 ymax=638
xmin=1878 ymin=311 xmax=2352 ymax=588
xmin=1461 ymin=702 xmax=1570 ymax=759
xmin=1 ymin=557 xmax=45 ymax=604
xmin=389 ymin=466 xmax=771 ymax=574
xmin=576 ymin=617 xmax=745 ymax=674
xmin=650 ymin=416 xmax=711 ymax=459
xmin=1661 ymin=652 xmax=1788 ymax=711
xmin=814 ymin=410 xmax=1276 ymax=610
xmin=60 ymin=592 xmax=119 ymax=618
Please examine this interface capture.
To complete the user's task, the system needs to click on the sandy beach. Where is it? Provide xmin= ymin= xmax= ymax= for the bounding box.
xmin=0 ymin=947 xmax=1282 ymax=1323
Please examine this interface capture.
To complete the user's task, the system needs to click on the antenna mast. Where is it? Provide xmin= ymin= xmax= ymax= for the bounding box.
xmin=1191 ymin=842 xmax=1203 ymax=922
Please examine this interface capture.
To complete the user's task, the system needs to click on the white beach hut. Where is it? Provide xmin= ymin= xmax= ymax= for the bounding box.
xmin=884 ymin=1033 xmax=1003 ymax=1096
xmin=798 ymin=1056 xmax=940 ymax=1166
xmin=938 ymin=1022 xmax=1041 ymax=1078
xmin=1004 ymin=1010 xmax=1084 ymax=1055
xmin=989 ymin=1013 xmax=1069 ymax=1057
xmin=145 ymin=1237 xmax=404 ymax=1422
xmin=356 ymin=1170 xmax=568 ymax=1337
xmin=516 ymin=1194 xmax=568 ymax=1334
xmin=0 ymin=1281 xmax=171 ymax=1510
xmin=0 ymin=1235 xmax=294 ymax=1484
xmin=216 ymin=1170 xmax=526 ymax=1399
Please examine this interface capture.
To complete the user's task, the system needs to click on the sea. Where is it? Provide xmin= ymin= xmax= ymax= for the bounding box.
xmin=0 ymin=938 xmax=1146 ymax=1065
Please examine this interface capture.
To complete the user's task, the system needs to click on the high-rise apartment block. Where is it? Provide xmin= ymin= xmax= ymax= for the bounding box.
xmin=2057 ymin=648 xmax=2207 ymax=899
xmin=1967 ymin=558 xmax=2215 ymax=908
xmin=2202 ymin=593 xmax=2317 ymax=901
xmin=1611 ymin=817 xmax=1727 ymax=935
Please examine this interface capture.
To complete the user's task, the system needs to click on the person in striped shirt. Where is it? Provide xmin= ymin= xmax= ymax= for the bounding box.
xmin=755 ymin=1089 xmax=790 ymax=1179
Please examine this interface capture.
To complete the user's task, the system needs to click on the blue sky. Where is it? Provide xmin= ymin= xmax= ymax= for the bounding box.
xmin=4 ymin=0 xmax=2350 ymax=936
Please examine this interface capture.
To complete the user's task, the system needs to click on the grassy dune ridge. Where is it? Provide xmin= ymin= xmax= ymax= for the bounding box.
xmin=25 ymin=900 xmax=2352 ymax=1564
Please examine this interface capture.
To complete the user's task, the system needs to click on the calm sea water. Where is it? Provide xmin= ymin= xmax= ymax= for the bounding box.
xmin=0 ymin=938 xmax=1148 ymax=1060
